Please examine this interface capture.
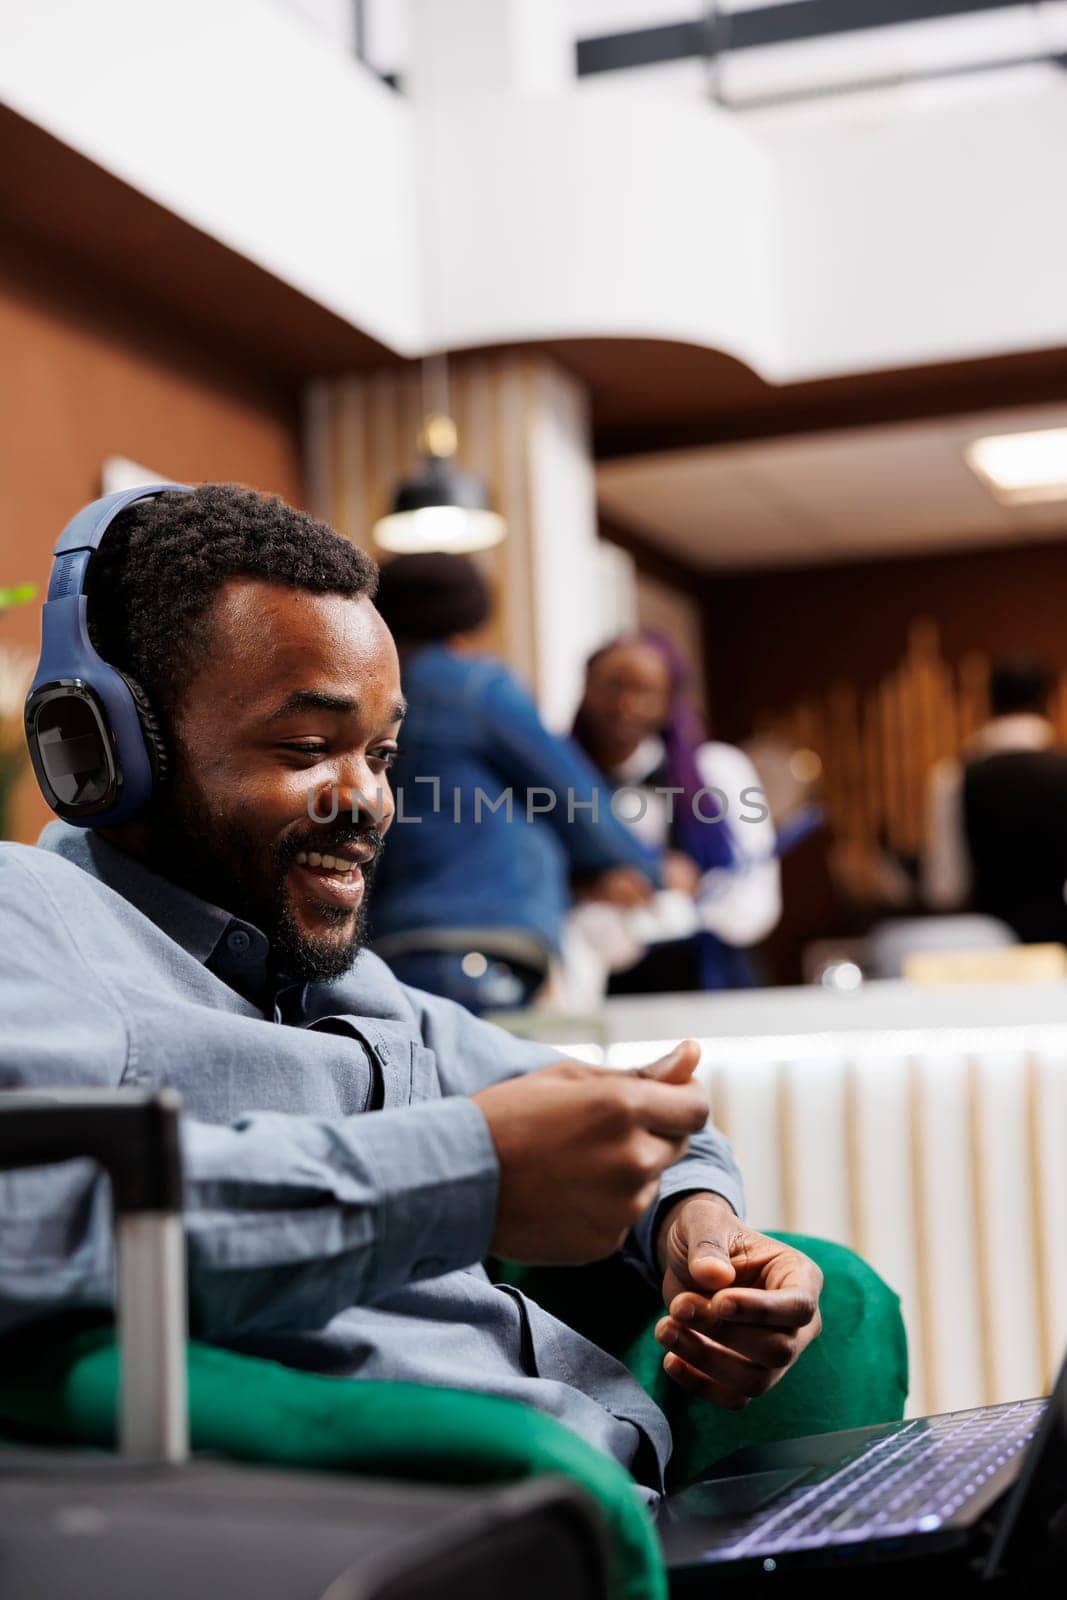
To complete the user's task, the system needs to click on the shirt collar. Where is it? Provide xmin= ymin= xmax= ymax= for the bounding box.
xmin=37 ymin=821 xmax=275 ymax=1010
xmin=610 ymin=735 xmax=666 ymax=787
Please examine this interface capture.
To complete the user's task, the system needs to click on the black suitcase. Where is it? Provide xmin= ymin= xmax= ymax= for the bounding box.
xmin=0 ymin=1090 xmax=611 ymax=1600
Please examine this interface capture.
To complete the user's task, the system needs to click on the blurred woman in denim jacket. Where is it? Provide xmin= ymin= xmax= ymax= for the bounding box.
xmin=369 ymin=554 xmax=661 ymax=1014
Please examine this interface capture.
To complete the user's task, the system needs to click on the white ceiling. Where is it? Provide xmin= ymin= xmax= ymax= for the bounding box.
xmin=595 ymin=402 xmax=1067 ymax=572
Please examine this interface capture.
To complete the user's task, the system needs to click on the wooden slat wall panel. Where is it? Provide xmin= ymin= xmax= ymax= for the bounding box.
xmin=752 ymin=621 xmax=1067 ymax=864
xmin=307 ymin=354 xmax=576 ymax=695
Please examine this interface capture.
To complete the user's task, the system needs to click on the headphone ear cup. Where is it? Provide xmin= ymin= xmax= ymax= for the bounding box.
xmin=118 ymin=673 xmax=169 ymax=788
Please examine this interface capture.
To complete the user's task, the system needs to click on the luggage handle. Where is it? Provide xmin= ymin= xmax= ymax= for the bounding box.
xmin=0 ymin=1088 xmax=188 ymax=1464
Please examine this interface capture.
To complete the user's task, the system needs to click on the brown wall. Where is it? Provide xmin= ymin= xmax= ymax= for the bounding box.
xmin=699 ymin=539 xmax=1067 ymax=983
xmin=0 ymin=236 xmax=305 ymax=843
xmin=703 ymin=539 xmax=1067 ymax=743
xmin=603 ymin=534 xmax=1067 ymax=985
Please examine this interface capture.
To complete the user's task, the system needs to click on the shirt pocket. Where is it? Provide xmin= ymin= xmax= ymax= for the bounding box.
xmin=409 ymin=1044 xmax=442 ymax=1106
xmin=303 ymin=1015 xmax=383 ymax=1112
xmin=302 ymin=1017 xmax=441 ymax=1111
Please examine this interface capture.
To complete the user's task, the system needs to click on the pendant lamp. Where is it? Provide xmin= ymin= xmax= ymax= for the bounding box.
xmin=372 ymin=411 xmax=506 ymax=555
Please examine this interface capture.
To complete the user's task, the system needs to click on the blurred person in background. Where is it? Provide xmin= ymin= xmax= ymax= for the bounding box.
xmin=571 ymin=632 xmax=780 ymax=994
xmin=369 ymin=554 xmax=661 ymax=1013
xmin=924 ymin=657 xmax=1067 ymax=944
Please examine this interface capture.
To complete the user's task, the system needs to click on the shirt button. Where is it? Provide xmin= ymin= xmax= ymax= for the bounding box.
xmin=227 ymin=929 xmax=251 ymax=954
xmin=413 ymin=1256 xmax=445 ymax=1280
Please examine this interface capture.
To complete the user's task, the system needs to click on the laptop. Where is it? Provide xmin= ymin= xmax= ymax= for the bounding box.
xmin=656 ymin=1349 xmax=1067 ymax=1584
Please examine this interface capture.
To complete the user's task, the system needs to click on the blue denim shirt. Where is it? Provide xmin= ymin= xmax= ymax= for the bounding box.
xmin=0 ymin=825 xmax=743 ymax=1497
xmin=369 ymin=646 xmax=660 ymax=957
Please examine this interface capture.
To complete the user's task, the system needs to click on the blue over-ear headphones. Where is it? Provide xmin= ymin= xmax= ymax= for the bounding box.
xmin=25 ymin=484 xmax=192 ymax=827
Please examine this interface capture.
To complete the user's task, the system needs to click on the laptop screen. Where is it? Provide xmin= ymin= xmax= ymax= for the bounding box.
xmin=984 ymin=1356 xmax=1067 ymax=1578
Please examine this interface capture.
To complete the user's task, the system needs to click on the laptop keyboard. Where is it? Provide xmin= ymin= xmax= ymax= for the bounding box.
xmin=702 ymin=1398 xmax=1047 ymax=1561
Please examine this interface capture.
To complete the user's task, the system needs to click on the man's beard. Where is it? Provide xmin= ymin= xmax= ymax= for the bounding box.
xmin=271 ymin=837 xmax=381 ymax=981
xmin=144 ymin=790 xmax=382 ymax=983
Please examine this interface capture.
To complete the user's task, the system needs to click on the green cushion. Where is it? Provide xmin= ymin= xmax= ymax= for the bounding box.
xmin=0 ymin=1319 xmax=666 ymax=1600
xmin=0 ymin=1235 xmax=906 ymax=1600
xmin=499 ymin=1233 xmax=908 ymax=1489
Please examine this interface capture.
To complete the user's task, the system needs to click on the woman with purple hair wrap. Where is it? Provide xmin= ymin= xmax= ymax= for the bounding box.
xmin=572 ymin=630 xmax=781 ymax=992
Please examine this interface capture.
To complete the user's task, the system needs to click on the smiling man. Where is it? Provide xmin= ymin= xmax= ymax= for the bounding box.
xmin=104 ymin=572 xmax=405 ymax=986
xmin=0 ymin=484 xmax=822 ymax=1500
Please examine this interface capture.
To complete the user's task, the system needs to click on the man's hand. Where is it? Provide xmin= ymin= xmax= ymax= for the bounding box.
xmin=654 ymin=1193 xmax=823 ymax=1410
xmin=473 ymin=1040 xmax=707 ymax=1265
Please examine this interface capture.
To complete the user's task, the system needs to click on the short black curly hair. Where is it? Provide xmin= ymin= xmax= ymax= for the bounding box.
xmin=86 ymin=483 xmax=378 ymax=727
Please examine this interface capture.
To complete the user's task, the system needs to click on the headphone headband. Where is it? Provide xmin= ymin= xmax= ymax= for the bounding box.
xmin=53 ymin=485 xmax=191 ymax=555
xmin=25 ymin=484 xmax=192 ymax=827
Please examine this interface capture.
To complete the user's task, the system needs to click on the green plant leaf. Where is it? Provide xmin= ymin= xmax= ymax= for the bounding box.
xmin=0 ymin=584 xmax=36 ymax=612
